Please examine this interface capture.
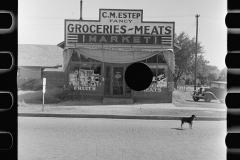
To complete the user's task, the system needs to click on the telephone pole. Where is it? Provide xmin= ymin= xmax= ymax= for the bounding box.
xmin=194 ymin=14 xmax=200 ymax=91
xmin=80 ymin=0 xmax=83 ymax=20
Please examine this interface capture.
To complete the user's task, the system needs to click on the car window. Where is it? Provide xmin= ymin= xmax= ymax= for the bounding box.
xmin=219 ymin=83 xmax=226 ymax=89
xmin=210 ymin=83 xmax=219 ymax=89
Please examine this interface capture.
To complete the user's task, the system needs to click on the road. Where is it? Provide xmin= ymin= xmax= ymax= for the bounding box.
xmin=18 ymin=117 xmax=226 ymax=160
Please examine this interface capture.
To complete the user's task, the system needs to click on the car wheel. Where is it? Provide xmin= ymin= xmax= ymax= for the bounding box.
xmin=193 ymin=97 xmax=199 ymax=101
xmin=204 ymin=94 xmax=212 ymax=102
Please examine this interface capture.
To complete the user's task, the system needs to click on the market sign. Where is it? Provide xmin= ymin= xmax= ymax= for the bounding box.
xmin=65 ymin=9 xmax=174 ymax=49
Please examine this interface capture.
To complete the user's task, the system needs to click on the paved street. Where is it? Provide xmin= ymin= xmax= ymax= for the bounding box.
xmin=18 ymin=117 xmax=226 ymax=160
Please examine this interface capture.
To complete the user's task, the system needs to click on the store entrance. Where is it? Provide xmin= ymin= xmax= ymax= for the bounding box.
xmin=104 ymin=65 xmax=131 ymax=97
xmin=112 ymin=66 xmax=124 ymax=96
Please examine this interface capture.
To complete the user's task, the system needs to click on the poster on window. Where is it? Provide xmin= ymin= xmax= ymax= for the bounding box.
xmin=69 ymin=68 xmax=101 ymax=91
xmin=143 ymin=67 xmax=167 ymax=92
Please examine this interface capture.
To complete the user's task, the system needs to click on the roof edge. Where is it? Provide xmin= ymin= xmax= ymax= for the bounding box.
xmin=57 ymin=41 xmax=182 ymax=50
xmin=57 ymin=41 xmax=65 ymax=49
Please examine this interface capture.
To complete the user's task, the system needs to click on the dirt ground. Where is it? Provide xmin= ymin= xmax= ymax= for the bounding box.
xmin=172 ymin=86 xmax=226 ymax=109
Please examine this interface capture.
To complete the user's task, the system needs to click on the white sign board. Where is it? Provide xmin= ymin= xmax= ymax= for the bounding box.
xmin=43 ymin=78 xmax=46 ymax=86
xmin=42 ymin=86 xmax=46 ymax=93
xmin=65 ymin=9 xmax=174 ymax=49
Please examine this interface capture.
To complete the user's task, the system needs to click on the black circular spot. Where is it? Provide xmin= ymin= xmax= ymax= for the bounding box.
xmin=125 ymin=62 xmax=153 ymax=91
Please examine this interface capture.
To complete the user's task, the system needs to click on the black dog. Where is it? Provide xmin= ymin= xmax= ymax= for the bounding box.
xmin=181 ymin=115 xmax=197 ymax=129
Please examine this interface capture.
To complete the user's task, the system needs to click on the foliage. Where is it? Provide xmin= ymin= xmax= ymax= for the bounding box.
xmin=217 ymin=67 xmax=227 ymax=81
xmin=18 ymin=87 xmax=62 ymax=104
xmin=173 ymin=31 xmax=223 ymax=88
xmin=19 ymin=78 xmax=43 ymax=91
xmin=205 ymin=65 xmax=220 ymax=84
xmin=191 ymin=55 xmax=220 ymax=85
xmin=18 ymin=100 xmax=27 ymax=107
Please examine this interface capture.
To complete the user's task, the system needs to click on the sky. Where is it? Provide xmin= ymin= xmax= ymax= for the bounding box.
xmin=18 ymin=0 xmax=227 ymax=70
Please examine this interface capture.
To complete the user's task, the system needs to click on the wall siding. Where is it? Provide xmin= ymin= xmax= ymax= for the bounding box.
xmin=44 ymin=71 xmax=66 ymax=88
xmin=19 ymin=67 xmax=42 ymax=79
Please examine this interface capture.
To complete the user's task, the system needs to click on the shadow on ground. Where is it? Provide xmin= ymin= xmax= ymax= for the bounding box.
xmin=171 ymin=128 xmax=185 ymax=130
xmin=185 ymin=99 xmax=220 ymax=104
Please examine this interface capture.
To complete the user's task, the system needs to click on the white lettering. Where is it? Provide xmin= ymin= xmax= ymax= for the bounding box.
xmin=111 ymin=36 xmax=118 ymax=43
xmin=133 ymin=37 xmax=140 ymax=43
xmin=99 ymin=36 xmax=107 ymax=42
xmin=89 ymin=36 xmax=96 ymax=42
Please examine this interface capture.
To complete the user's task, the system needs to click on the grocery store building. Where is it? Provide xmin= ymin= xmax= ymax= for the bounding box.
xmin=51 ymin=9 xmax=179 ymax=103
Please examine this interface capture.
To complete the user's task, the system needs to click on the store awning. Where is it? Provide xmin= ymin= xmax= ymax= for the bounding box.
xmin=62 ymin=47 xmax=175 ymax=74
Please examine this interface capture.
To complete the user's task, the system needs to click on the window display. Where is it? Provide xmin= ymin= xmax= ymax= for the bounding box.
xmin=144 ymin=65 xmax=167 ymax=92
xmin=69 ymin=64 xmax=102 ymax=91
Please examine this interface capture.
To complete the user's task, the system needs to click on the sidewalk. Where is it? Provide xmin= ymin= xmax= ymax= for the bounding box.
xmin=18 ymin=101 xmax=227 ymax=121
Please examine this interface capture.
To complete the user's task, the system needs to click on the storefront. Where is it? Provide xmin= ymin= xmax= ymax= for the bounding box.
xmin=59 ymin=9 xmax=176 ymax=102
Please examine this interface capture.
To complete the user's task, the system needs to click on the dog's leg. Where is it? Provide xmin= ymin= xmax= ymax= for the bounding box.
xmin=181 ymin=120 xmax=183 ymax=128
xmin=190 ymin=122 xmax=192 ymax=129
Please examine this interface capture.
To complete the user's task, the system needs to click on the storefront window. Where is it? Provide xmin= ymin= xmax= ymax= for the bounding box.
xmin=147 ymin=55 xmax=157 ymax=63
xmin=143 ymin=65 xmax=167 ymax=92
xmin=157 ymin=68 xmax=166 ymax=77
xmin=139 ymin=59 xmax=146 ymax=63
xmin=137 ymin=53 xmax=166 ymax=64
xmin=69 ymin=64 xmax=102 ymax=91
xmin=158 ymin=53 xmax=166 ymax=63
xmin=150 ymin=68 xmax=157 ymax=77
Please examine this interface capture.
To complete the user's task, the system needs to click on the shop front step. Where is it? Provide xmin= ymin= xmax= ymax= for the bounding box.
xmin=103 ymin=98 xmax=133 ymax=104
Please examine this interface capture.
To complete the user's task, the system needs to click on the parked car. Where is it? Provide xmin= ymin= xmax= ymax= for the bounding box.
xmin=192 ymin=81 xmax=227 ymax=103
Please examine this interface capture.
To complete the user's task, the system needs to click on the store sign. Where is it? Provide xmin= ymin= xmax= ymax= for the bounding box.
xmin=65 ymin=9 xmax=174 ymax=48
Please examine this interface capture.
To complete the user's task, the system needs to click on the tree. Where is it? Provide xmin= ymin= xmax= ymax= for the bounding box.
xmin=187 ymin=53 xmax=221 ymax=85
xmin=193 ymin=55 xmax=220 ymax=85
xmin=195 ymin=54 xmax=209 ymax=84
xmin=218 ymin=67 xmax=227 ymax=81
xmin=205 ymin=65 xmax=220 ymax=84
xmin=173 ymin=32 xmax=204 ymax=89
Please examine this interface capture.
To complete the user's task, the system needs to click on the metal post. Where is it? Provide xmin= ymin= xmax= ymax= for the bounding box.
xmin=194 ymin=14 xmax=200 ymax=91
xmin=42 ymin=78 xmax=46 ymax=112
xmin=80 ymin=0 xmax=83 ymax=20
xmin=42 ymin=92 xmax=44 ymax=112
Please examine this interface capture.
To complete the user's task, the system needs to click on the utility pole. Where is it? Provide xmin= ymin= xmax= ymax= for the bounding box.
xmin=80 ymin=0 xmax=83 ymax=20
xmin=194 ymin=14 xmax=200 ymax=91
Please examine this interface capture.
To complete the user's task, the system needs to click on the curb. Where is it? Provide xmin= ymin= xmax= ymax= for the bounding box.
xmin=18 ymin=113 xmax=226 ymax=121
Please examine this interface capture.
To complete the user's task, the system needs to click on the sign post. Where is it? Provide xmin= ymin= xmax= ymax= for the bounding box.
xmin=42 ymin=78 xmax=46 ymax=112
